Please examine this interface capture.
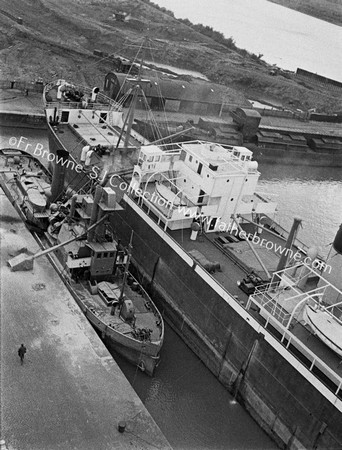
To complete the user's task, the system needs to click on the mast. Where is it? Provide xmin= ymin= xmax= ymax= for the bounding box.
xmin=123 ymin=47 xmax=145 ymax=149
xmin=118 ymin=231 xmax=134 ymax=308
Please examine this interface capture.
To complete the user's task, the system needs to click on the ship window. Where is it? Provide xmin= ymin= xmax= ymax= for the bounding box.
xmin=99 ymin=113 xmax=107 ymax=124
xmin=147 ymin=156 xmax=154 ymax=162
xmin=189 ymin=155 xmax=193 ymax=162
xmin=241 ymin=155 xmax=246 ymax=161
xmin=227 ymin=179 xmax=230 ymax=182
xmin=184 ymin=179 xmax=186 ymax=182
xmin=61 ymin=111 xmax=69 ymax=122
xmin=155 ymin=155 xmax=161 ymax=162
xmin=96 ymin=253 xmax=102 ymax=259
xmin=230 ymin=198 xmax=234 ymax=201
xmin=103 ymin=252 xmax=108 ymax=258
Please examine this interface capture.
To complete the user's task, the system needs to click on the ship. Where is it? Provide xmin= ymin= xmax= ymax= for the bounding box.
xmin=42 ymin=78 xmax=342 ymax=449
xmin=0 ymin=147 xmax=164 ymax=376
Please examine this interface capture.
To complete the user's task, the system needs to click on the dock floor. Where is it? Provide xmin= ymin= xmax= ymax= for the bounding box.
xmin=0 ymin=189 xmax=171 ymax=450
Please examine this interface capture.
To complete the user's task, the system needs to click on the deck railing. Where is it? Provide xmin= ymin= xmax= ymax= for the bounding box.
xmin=247 ymin=288 xmax=342 ymax=398
xmin=43 ymin=80 xmax=122 ymax=111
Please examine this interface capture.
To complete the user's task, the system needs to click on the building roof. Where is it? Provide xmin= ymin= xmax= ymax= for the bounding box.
xmin=235 ymin=107 xmax=262 ymax=118
xmin=87 ymin=242 xmax=117 ymax=253
xmin=107 ymin=72 xmax=236 ymax=105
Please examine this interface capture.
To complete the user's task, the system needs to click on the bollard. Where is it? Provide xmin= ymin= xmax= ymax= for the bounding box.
xmin=118 ymin=421 xmax=126 ymax=433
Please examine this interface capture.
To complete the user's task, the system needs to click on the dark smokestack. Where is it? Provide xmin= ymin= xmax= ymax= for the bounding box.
xmin=333 ymin=224 xmax=342 ymax=255
xmin=87 ymin=185 xmax=103 ymax=242
xmin=50 ymin=149 xmax=69 ymax=204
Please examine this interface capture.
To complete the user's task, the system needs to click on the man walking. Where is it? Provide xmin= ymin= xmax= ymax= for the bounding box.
xmin=18 ymin=344 xmax=27 ymax=365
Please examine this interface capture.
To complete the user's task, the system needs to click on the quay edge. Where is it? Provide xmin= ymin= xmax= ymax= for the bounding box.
xmin=109 ymin=195 xmax=342 ymax=450
xmin=0 ymin=189 xmax=171 ymax=450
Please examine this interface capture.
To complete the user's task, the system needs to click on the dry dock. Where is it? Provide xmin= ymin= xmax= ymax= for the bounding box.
xmin=0 ymin=189 xmax=171 ymax=450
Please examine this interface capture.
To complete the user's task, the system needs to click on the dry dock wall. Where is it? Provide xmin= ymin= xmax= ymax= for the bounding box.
xmin=0 ymin=111 xmax=46 ymax=129
xmin=110 ymin=196 xmax=342 ymax=450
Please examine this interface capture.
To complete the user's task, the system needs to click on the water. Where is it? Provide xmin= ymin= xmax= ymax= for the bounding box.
xmin=257 ymin=163 xmax=342 ymax=258
xmin=153 ymin=0 xmax=342 ymax=82
xmin=113 ymin=323 xmax=276 ymax=450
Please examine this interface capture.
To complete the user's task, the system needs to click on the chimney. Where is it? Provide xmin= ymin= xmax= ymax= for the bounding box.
xmin=87 ymin=185 xmax=102 ymax=241
xmin=49 ymin=149 xmax=69 ymax=204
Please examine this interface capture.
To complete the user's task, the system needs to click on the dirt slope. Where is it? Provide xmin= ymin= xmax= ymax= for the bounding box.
xmin=0 ymin=0 xmax=341 ymax=113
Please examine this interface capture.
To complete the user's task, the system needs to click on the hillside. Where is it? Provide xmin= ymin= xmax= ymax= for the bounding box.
xmin=0 ymin=0 xmax=341 ymax=113
xmin=268 ymin=0 xmax=342 ymax=27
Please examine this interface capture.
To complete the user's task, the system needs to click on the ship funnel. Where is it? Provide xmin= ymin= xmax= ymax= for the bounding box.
xmin=333 ymin=224 xmax=342 ymax=254
xmin=87 ymin=185 xmax=103 ymax=242
xmin=49 ymin=149 xmax=69 ymax=204
xmin=276 ymin=217 xmax=302 ymax=273
xmin=91 ymin=87 xmax=100 ymax=102
xmin=317 ymin=224 xmax=342 ymax=304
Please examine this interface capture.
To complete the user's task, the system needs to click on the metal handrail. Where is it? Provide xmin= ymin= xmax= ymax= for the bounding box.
xmin=248 ymin=295 xmax=342 ymax=396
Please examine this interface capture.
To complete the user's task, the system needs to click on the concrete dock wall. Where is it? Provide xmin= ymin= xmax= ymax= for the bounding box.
xmin=0 ymin=190 xmax=171 ymax=450
xmin=0 ymin=111 xmax=46 ymax=129
xmin=110 ymin=198 xmax=342 ymax=450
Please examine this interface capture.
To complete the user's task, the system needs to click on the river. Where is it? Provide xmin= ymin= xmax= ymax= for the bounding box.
xmin=153 ymin=0 xmax=342 ymax=82
xmin=258 ymin=163 xmax=342 ymax=259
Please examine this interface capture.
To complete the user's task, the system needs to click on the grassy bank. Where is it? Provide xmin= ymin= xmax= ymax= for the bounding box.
xmin=268 ymin=0 xmax=342 ymax=27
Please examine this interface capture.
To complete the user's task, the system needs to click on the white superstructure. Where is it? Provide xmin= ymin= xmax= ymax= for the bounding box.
xmin=130 ymin=141 xmax=277 ymax=232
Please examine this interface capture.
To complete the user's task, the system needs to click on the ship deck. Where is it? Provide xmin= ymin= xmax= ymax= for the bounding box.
xmin=73 ymin=279 xmax=162 ymax=342
xmin=51 ymin=122 xmax=139 ymax=175
xmin=166 ymin=223 xmax=342 ymax=396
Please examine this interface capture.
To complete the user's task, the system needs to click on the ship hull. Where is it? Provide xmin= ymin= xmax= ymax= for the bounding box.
xmin=45 ymin=244 xmax=162 ymax=377
xmin=82 ymin=305 xmax=161 ymax=376
xmin=108 ymin=194 xmax=342 ymax=450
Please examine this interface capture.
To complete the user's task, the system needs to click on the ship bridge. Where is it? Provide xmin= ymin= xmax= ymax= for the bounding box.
xmin=130 ymin=141 xmax=277 ymax=233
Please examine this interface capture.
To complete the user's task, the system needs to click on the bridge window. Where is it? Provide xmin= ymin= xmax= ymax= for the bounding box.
xmin=61 ymin=111 xmax=69 ymax=122
xmin=99 ymin=113 xmax=107 ymax=123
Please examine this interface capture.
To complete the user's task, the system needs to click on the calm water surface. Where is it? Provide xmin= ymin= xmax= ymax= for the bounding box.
xmin=153 ymin=0 xmax=342 ymax=82
xmin=258 ymin=163 xmax=342 ymax=257
xmin=113 ymin=323 xmax=277 ymax=450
